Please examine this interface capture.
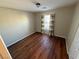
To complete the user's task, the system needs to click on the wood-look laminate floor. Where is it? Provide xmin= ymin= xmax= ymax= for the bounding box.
xmin=8 ymin=32 xmax=68 ymax=59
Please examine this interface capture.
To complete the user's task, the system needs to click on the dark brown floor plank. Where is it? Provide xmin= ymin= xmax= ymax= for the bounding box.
xmin=8 ymin=32 xmax=68 ymax=59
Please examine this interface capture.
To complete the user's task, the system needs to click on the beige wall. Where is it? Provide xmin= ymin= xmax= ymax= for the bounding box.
xmin=55 ymin=6 xmax=75 ymax=38
xmin=67 ymin=3 xmax=79 ymax=59
xmin=35 ymin=13 xmax=41 ymax=32
xmin=35 ymin=5 xmax=75 ymax=38
xmin=67 ymin=3 xmax=79 ymax=51
xmin=0 ymin=8 xmax=35 ymax=47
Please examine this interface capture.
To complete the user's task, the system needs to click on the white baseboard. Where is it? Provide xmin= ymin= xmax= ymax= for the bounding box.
xmin=55 ymin=34 xmax=67 ymax=39
xmin=66 ymin=41 xmax=69 ymax=54
xmin=7 ymin=32 xmax=35 ymax=47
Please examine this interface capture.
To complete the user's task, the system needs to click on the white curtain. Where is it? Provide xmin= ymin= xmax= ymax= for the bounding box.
xmin=41 ymin=14 xmax=55 ymax=36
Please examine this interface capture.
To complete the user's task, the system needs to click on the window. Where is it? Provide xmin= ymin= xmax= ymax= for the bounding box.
xmin=42 ymin=15 xmax=51 ymax=31
xmin=41 ymin=14 xmax=55 ymax=36
xmin=41 ymin=14 xmax=51 ymax=35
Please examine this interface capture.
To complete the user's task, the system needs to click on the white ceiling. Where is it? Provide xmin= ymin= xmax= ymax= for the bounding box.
xmin=0 ymin=0 xmax=78 ymax=12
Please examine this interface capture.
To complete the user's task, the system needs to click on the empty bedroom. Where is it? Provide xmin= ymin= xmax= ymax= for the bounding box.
xmin=0 ymin=0 xmax=79 ymax=59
